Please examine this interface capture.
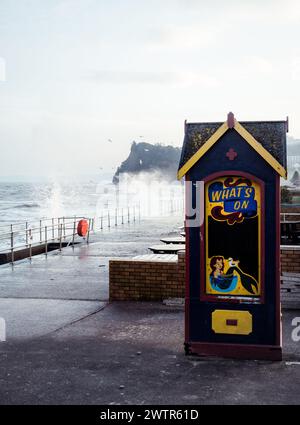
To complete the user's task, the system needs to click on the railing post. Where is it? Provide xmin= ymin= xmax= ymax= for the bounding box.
xmin=115 ymin=209 xmax=117 ymax=226
xmin=25 ymin=221 xmax=28 ymax=246
xmin=72 ymin=218 xmax=76 ymax=249
xmin=39 ymin=219 xmax=42 ymax=243
xmin=133 ymin=206 xmax=136 ymax=223
xmin=10 ymin=228 xmax=14 ymax=266
xmin=52 ymin=218 xmax=55 ymax=240
xmin=86 ymin=219 xmax=91 ymax=244
xmin=100 ymin=213 xmax=103 ymax=230
xmin=122 ymin=208 xmax=124 ymax=225
xmin=108 ymin=211 xmax=110 ymax=228
xmin=58 ymin=218 xmax=60 ymax=240
xmin=63 ymin=216 xmax=66 ymax=240
xmin=45 ymin=226 xmax=48 ymax=257
xmin=29 ymin=228 xmax=32 ymax=262
xmin=59 ymin=224 xmax=63 ymax=251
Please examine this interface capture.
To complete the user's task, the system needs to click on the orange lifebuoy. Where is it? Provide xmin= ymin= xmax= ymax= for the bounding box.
xmin=77 ymin=219 xmax=89 ymax=237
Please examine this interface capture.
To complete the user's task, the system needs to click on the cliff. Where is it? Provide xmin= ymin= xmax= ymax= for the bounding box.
xmin=113 ymin=142 xmax=181 ymax=184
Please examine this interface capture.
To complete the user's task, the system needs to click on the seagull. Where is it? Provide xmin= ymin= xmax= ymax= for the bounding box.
xmin=108 ymin=139 xmax=113 ymax=143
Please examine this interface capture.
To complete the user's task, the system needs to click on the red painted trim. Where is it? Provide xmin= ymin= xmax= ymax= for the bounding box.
xmin=184 ymin=174 xmax=191 ymax=343
xmin=200 ymin=170 xmax=265 ymax=304
xmin=188 ymin=342 xmax=282 ymax=361
xmin=275 ymin=175 xmax=282 ymax=346
xmin=261 ymin=179 xmax=266 ymax=304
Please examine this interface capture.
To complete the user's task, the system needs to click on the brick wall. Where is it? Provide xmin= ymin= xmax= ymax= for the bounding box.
xmin=109 ymin=251 xmax=185 ymax=301
xmin=281 ymin=206 xmax=300 ymax=213
xmin=281 ymin=205 xmax=300 ymax=221
xmin=280 ymin=246 xmax=300 ymax=273
xmin=109 ymin=248 xmax=300 ymax=301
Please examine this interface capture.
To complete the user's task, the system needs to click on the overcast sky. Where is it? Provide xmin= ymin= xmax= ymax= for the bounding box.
xmin=0 ymin=0 xmax=300 ymax=179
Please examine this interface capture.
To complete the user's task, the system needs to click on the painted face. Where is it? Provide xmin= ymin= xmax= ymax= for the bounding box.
xmin=215 ymin=259 xmax=223 ymax=271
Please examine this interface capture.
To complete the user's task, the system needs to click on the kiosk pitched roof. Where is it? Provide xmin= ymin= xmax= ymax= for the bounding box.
xmin=178 ymin=115 xmax=288 ymax=180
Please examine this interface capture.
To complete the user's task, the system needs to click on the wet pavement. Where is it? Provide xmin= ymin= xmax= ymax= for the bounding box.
xmin=0 ymin=303 xmax=299 ymax=405
xmin=0 ymin=217 xmax=182 ymax=304
xmin=0 ymin=217 xmax=300 ymax=404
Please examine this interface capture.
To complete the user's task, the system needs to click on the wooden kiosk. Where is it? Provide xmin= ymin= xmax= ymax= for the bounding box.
xmin=178 ymin=113 xmax=288 ymax=361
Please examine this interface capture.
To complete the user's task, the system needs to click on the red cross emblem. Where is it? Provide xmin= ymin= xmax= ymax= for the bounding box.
xmin=226 ymin=148 xmax=238 ymax=161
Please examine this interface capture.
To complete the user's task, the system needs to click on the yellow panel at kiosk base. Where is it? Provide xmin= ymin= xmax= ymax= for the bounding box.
xmin=212 ymin=310 xmax=253 ymax=335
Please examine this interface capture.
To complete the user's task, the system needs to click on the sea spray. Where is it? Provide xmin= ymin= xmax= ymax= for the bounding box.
xmin=104 ymin=171 xmax=184 ymax=218
xmin=36 ymin=180 xmax=65 ymax=219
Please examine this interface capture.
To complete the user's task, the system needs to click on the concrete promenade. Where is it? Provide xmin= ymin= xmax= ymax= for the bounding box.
xmin=0 ymin=217 xmax=300 ymax=405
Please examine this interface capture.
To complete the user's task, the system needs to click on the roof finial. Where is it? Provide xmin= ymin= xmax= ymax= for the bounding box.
xmin=227 ymin=112 xmax=235 ymax=129
xmin=184 ymin=119 xmax=187 ymax=134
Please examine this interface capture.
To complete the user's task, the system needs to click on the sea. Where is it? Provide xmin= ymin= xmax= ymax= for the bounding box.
xmin=0 ymin=175 xmax=184 ymax=227
xmin=0 ymin=180 xmax=109 ymax=225
xmin=0 ymin=176 xmax=184 ymax=254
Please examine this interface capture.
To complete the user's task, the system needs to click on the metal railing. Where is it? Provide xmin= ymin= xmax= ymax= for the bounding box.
xmin=0 ymin=205 xmax=143 ymax=265
xmin=97 ymin=205 xmax=141 ymax=229
xmin=0 ymin=216 xmax=91 ymax=265
xmin=0 ymin=200 xmax=185 ymax=265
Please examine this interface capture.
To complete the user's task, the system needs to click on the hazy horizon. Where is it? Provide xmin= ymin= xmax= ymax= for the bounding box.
xmin=1 ymin=0 xmax=300 ymax=179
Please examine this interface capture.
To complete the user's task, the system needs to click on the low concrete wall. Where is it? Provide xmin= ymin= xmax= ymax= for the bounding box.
xmin=109 ymin=248 xmax=300 ymax=301
xmin=109 ymin=252 xmax=185 ymax=301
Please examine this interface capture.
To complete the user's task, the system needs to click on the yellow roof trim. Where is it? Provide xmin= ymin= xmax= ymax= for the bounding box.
xmin=234 ymin=121 xmax=287 ymax=179
xmin=177 ymin=121 xmax=229 ymax=180
xmin=177 ymin=119 xmax=287 ymax=180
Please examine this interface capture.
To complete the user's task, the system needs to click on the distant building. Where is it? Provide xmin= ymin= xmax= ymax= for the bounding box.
xmin=287 ymin=155 xmax=300 ymax=171
xmin=290 ymin=170 xmax=300 ymax=187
